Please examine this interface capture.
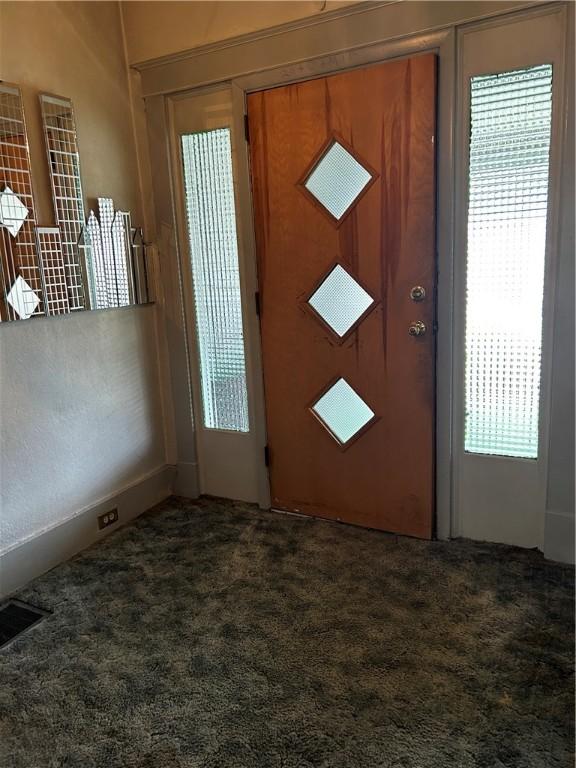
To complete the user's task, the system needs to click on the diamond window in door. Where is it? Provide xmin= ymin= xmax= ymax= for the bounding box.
xmin=311 ymin=378 xmax=376 ymax=445
xmin=303 ymin=140 xmax=374 ymax=221
xmin=308 ymin=264 xmax=375 ymax=338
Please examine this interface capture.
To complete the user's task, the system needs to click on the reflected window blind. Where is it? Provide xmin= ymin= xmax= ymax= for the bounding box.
xmin=181 ymin=128 xmax=249 ymax=432
xmin=464 ymin=64 xmax=553 ymax=459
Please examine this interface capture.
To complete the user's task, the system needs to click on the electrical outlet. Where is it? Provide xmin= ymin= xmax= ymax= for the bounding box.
xmin=97 ymin=508 xmax=119 ymax=531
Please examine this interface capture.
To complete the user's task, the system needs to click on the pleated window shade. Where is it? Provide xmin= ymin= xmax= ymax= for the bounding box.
xmin=464 ymin=64 xmax=553 ymax=459
xmin=181 ymin=128 xmax=249 ymax=432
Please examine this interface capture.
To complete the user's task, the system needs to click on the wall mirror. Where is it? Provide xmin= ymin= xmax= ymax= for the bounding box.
xmin=0 ymin=83 xmax=45 ymax=321
xmin=0 ymin=85 xmax=150 ymax=322
xmin=40 ymin=93 xmax=89 ymax=312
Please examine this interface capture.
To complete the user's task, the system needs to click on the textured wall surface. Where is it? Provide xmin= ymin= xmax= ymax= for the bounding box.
xmin=0 ymin=2 xmax=168 ymax=556
xmin=0 ymin=306 xmax=166 ymax=553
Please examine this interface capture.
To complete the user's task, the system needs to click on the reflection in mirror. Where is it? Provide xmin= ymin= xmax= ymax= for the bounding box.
xmin=35 ymin=226 xmax=69 ymax=316
xmin=40 ymin=94 xmax=88 ymax=311
xmin=98 ymin=197 xmax=122 ymax=307
xmin=131 ymin=227 xmax=149 ymax=305
xmin=0 ymin=87 xmax=151 ymax=321
xmin=82 ymin=198 xmax=149 ymax=310
xmin=112 ymin=210 xmax=132 ymax=306
xmin=0 ymin=83 xmax=45 ymax=321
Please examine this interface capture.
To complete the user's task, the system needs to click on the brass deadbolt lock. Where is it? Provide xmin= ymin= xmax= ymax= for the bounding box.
xmin=410 ymin=285 xmax=426 ymax=302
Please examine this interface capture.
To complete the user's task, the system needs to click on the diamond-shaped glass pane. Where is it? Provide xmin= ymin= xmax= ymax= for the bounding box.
xmin=308 ymin=264 xmax=375 ymax=337
xmin=0 ymin=185 xmax=28 ymax=237
xmin=312 ymin=378 xmax=375 ymax=445
xmin=6 ymin=275 xmax=40 ymax=319
xmin=304 ymin=142 xmax=372 ymax=220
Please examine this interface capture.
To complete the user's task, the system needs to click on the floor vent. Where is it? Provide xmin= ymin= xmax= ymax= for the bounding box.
xmin=0 ymin=600 xmax=50 ymax=649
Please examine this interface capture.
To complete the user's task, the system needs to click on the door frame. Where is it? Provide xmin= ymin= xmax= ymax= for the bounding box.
xmin=138 ymin=1 xmax=570 ymax=545
xmin=237 ymin=30 xmax=455 ymax=537
xmin=161 ymin=27 xmax=455 ymax=531
xmin=167 ymin=88 xmax=269 ymax=505
xmin=244 ymin=55 xmax=438 ymax=535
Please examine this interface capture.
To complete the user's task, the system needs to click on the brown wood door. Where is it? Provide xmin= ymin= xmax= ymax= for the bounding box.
xmin=248 ymin=55 xmax=436 ymax=538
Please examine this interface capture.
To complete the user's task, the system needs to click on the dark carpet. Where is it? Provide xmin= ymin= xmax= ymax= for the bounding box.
xmin=0 ymin=497 xmax=574 ymax=768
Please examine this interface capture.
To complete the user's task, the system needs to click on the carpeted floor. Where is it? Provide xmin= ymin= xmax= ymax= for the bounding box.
xmin=0 ymin=497 xmax=574 ymax=768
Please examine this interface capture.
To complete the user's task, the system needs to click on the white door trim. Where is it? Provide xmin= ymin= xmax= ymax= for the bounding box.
xmin=452 ymin=3 xmax=568 ymax=548
xmin=133 ymin=0 xmax=542 ymax=96
xmin=155 ymin=29 xmax=456 ymax=535
xmin=233 ymin=32 xmax=457 ymax=542
xmin=167 ymin=88 xmax=270 ymax=506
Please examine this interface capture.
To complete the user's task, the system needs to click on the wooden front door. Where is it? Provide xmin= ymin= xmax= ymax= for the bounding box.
xmin=247 ymin=55 xmax=436 ymax=538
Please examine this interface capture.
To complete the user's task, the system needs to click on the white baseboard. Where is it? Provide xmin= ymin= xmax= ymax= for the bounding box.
xmin=174 ymin=461 xmax=199 ymax=497
xmin=544 ymin=509 xmax=575 ymax=564
xmin=0 ymin=464 xmax=176 ymax=599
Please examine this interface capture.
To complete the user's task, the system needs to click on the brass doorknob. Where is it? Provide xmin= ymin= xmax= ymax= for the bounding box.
xmin=408 ymin=321 xmax=426 ymax=337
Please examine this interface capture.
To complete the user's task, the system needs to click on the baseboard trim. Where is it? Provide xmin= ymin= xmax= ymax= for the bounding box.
xmin=174 ymin=461 xmax=200 ymax=498
xmin=0 ymin=465 xmax=176 ymax=599
xmin=544 ymin=509 xmax=575 ymax=564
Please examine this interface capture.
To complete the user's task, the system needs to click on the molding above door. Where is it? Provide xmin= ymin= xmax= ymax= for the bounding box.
xmin=132 ymin=0 xmax=544 ymax=96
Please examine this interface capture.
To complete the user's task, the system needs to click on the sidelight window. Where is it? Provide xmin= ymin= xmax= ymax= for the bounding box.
xmin=464 ymin=64 xmax=553 ymax=459
xmin=181 ymin=128 xmax=249 ymax=432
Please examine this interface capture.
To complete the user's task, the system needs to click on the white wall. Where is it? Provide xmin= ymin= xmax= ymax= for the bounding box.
xmin=121 ymin=0 xmax=360 ymax=64
xmin=0 ymin=306 xmax=166 ymax=554
xmin=0 ymin=2 xmax=171 ymax=582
